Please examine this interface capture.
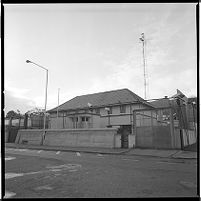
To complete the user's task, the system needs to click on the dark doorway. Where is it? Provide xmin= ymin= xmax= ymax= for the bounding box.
xmin=120 ymin=125 xmax=131 ymax=148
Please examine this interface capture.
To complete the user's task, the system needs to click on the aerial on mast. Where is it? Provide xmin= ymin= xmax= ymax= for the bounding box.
xmin=139 ymin=33 xmax=148 ymax=100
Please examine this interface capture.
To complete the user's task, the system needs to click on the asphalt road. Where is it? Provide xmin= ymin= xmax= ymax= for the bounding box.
xmin=4 ymin=148 xmax=198 ymax=198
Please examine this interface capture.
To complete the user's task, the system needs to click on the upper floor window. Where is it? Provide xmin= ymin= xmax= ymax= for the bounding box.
xmin=109 ymin=107 xmax=112 ymax=114
xmin=95 ymin=108 xmax=100 ymax=114
xmin=120 ymin=105 xmax=126 ymax=113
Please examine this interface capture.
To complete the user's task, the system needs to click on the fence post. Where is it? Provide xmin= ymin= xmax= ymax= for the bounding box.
xmin=169 ymin=108 xmax=175 ymax=149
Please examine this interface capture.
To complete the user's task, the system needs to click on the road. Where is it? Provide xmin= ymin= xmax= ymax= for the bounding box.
xmin=4 ymin=148 xmax=198 ymax=198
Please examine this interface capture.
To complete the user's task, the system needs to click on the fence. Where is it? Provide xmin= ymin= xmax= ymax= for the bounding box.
xmin=5 ymin=116 xmax=50 ymax=143
xmin=134 ymin=105 xmax=197 ymax=150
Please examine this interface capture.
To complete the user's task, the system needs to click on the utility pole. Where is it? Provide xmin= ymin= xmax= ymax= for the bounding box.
xmin=139 ymin=33 xmax=147 ymax=99
xmin=57 ymin=88 xmax=60 ymax=129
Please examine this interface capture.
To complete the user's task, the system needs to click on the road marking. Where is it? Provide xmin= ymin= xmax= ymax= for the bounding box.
xmin=156 ymin=161 xmax=181 ymax=165
xmin=97 ymin=154 xmax=103 ymax=157
xmin=5 ymin=164 xmax=82 ymax=180
xmin=37 ymin=150 xmax=42 ymax=153
xmin=4 ymin=191 xmax=16 ymax=198
xmin=122 ymin=158 xmax=139 ymax=161
xmin=56 ymin=151 xmax=61 ymax=154
xmin=34 ymin=185 xmax=53 ymax=191
xmin=76 ymin=152 xmax=81 ymax=156
xmin=5 ymin=173 xmax=24 ymax=179
xmin=46 ymin=164 xmax=82 ymax=170
xmin=17 ymin=149 xmax=29 ymax=152
xmin=5 ymin=156 xmax=16 ymax=161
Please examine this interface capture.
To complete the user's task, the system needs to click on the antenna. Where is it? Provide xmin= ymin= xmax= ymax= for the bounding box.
xmin=139 ymin=33 xmax=148 ymax=99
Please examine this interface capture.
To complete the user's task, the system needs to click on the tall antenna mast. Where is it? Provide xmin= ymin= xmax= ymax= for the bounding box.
xmin=139 ymin=33 xmax=147 ymax=99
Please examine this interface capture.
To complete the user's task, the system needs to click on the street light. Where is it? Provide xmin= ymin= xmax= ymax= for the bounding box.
xmin=26 ymin=60 xmax=48 ymax=145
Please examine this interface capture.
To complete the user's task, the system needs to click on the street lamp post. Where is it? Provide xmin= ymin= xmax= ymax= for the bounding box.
xmin=26 ymin=60 xmax=48 ymax=145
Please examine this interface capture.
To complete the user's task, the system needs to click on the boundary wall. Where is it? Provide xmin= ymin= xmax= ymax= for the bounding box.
xmin=15 ymin=128 xmax=121 ymax=148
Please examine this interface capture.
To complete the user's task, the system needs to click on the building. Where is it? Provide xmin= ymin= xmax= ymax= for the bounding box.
xmin=48 ymin=88 xmax=154 ymax=133
xmin=16 ymin=88 xmax=197 ymax=149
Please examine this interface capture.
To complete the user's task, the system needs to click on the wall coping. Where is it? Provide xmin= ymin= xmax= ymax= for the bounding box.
xmin=19 ymin=128 xmax=117 ymax=132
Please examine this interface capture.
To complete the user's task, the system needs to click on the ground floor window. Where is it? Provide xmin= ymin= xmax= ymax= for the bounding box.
xmin=81 ymin=116 xmax=89 ymax=122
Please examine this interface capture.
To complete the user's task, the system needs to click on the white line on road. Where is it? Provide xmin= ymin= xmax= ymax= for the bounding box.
xmin=6 ymin=164 xmax=82 ymax=180
xmin=122 ymin=158 xmax=139 ymax=161
xmin=17 ymin=149 xmax=29 ymax=152
xmin=76 ymin=152 xmax=81 ymax=156
xmin=37 ymin=150 xmax=42 ymax=153
xmin=56 ymin=151 xmax=61 ymax=154
xmin=5 ymin=156 xmax=16 ymax=161
xmin=156 ymin=161 xmax=181 ymax=165
xmin=97 ymin=154 xmax=103 ymax=157
xmin=5 ymin=173 xmax=24 ymax=179
xmin=4 ymin=191 xmax=16 ymax=198
xmin=34 ymin=185 xmax=53 ymax=191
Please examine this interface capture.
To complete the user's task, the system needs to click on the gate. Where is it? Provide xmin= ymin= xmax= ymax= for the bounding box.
xmin=134 ymin=108 xmax=174 ymax=149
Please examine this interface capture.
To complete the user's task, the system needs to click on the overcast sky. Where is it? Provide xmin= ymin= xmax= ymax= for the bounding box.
xmin=4 ymin=3 xmax=197 ymax=114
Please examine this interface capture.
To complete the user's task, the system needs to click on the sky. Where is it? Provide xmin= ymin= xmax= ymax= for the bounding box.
xmin=4 ymin=3 xmax=197 ymax=115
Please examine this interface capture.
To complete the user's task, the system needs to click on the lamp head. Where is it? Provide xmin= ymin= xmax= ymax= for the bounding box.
xmin=26 ymin=60 xmax=31 ymax=63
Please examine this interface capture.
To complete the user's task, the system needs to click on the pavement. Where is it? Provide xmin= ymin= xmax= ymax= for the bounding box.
xmin=5 ymin=143 xmax=197 ymax=159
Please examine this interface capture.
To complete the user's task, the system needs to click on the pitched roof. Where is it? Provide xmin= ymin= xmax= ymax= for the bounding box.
xmin=149 ymin=98 xmax=174 ymax=108
xmin=48 ymin=88 xmax=152 ymax=112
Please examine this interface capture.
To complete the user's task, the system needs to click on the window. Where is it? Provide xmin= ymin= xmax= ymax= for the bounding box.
xmin=95 ymin=108 xmax=100 ymax=114
xmin=81 ymin=117 xmax=89 ymax=122
xmin=108 ymin=107 xmax=112 ymax=114
xmin=120 ymin=105 xmax=126 ymax=113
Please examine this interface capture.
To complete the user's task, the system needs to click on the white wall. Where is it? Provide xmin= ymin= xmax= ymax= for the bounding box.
xmin=16 ymin=128 xmax=118 ymax=148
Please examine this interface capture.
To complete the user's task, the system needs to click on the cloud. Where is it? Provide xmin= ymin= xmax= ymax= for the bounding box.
xmin=4 ymin=90 xmax=36 ymax=114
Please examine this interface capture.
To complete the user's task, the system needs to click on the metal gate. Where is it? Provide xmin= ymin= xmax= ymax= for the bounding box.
xmin=134 ymin=108 xmax=173 ymax=149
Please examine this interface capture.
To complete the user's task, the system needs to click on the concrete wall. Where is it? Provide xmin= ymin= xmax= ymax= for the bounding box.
xmin=114 ymin=134 xmax=121 ymax=148
xmin=15 ymin=128 xmax=118 ymax=148
xmin=15 ymin=129 xmax=43 ymax=145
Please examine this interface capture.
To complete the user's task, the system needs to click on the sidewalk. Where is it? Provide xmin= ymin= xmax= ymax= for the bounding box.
xmin=5 ymin=143 xmax=197 ymax=159
xmin=5 ymin=143 xmax=129 ymax=155
xmin=126 ymin=148 xmax=197 ymax=159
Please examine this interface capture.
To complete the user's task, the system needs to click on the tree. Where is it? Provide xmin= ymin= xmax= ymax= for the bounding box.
xmin=6 ymin=110 xmax=19 ymax=119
